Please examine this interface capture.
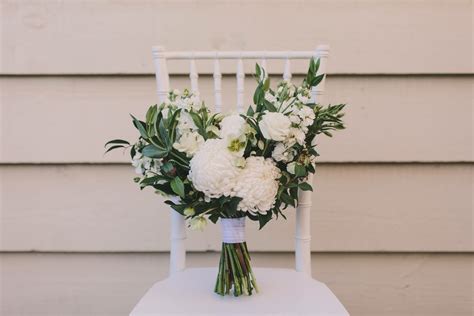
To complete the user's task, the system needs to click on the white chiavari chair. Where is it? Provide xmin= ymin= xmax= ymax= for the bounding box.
xmin=130 ymin=46 xmax=349 ymax=316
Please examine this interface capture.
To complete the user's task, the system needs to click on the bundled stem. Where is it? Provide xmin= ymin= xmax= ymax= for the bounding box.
xmin=214 ymin=242 xmax=258 ymax=296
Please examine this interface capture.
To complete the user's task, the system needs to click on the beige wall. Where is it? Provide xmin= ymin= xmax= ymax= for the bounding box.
xmin=0 ymin=1 xmax=472 ymax=316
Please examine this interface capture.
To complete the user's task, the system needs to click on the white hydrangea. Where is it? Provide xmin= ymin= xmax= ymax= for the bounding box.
xmin=173 ymin=131 xmax=204 ymax=157
xmin=188 ymin=139 xmax=241 ymax=199
xmin=234 ymin=157 xmax=281 ymax=214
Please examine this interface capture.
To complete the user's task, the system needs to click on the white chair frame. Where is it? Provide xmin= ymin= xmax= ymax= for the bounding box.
xmin=152 ymin=45 xmax=330 ymax=276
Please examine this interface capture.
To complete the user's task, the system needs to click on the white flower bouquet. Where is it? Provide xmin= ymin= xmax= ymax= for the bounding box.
xmin=106 ymin=59 xmax=345 ymax=296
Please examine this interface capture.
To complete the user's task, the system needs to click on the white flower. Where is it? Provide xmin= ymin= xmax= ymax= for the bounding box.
xmin=189 ymin=216 xmax=207 ymax=231
xmin=177 ymin=111 xmax=197 ymax=132
xmin=173 ymin=131 xmax=204 ymax=157
xmin=220 ymin=114 xmax=246 ymax=140
xmin=258 ymin=112 xmax=291 ymax=141
xmin=234 ymin=157 xmax=281 ymax=214
xmin=289 ymin=127 xmax=306 ymax=145
xmin=297 ymin=94 xmax=311 ymax=104
xmin=265 ymin=92 xmax=277 ymax=103
xmin=188 ymin=139 xmax=241 ymax=198
xmin=272 ymin=142 xmax=294 ymax=162
xmin=287 ymin=162 xmax=297 ymax=174
xmin=298 ymin=106 xmax=315 ymax=127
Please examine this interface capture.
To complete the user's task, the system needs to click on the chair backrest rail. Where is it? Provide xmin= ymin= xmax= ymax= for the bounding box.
xmin=152 ymin=45 xmax=330 ymax=276
xmin=153 ymin=49 xmax=329 ymax=60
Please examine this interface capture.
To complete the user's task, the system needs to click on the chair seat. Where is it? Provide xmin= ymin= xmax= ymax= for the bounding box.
xmin=130 ymin=267 xmax=349 ymax=315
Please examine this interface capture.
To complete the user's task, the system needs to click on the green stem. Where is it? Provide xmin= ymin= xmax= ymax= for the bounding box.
xmin=214 ymin=242 xmax=258 ymax=296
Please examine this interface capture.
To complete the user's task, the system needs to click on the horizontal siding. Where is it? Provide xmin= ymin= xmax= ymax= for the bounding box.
xmin=1 ymin=75 xmax=472 ymax=163
xmin=0 ymin=0 xmax=472 ymax=74
xmin=1 ymin=253 xmax=472 ymax=316
xmin=1 ymin=164 xmax=471 ymax=252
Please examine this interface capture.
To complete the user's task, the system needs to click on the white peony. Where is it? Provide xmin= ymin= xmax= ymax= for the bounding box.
xmin=234 ymin=157 xmax=281 ymax=214
xmin=258 ymin=112 xmax=291 ymax=141
xmin=188 ymin=139 xmax=241 ymax=198
xmin=220 ymin=114 xmax=246 ymax=140
xmin=173 ymin=131 xmax=204 ymax=157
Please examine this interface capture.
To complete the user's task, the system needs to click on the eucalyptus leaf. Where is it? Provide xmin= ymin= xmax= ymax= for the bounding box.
xmin=142 ymin=144 xmax=168 ymax=158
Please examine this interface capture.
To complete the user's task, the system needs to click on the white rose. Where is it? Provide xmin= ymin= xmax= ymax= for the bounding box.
xmin=234 ymin=157 xmax=281 ymax=214
xmin=258 ymin=112 xmax=291 ymax=141
xmin=220 ymin=114 xmax=247 ymax=139
xmin=173 ymin=131 xmax=204 ymax=157
xmin=188 ymin=139 xmax=241 ymax=198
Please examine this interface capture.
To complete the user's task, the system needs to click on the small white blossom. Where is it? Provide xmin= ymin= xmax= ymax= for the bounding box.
xmin=173 ymin=131 xmax=204 ymax=157
xmin=189 ymin=216 xmax=207 ymax=231
xmin=272 ymin=142 xmax=294 ymax=162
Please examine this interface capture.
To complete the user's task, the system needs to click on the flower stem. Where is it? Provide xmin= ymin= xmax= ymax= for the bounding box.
xmin=214 ymin=242 xmax=258 ymax=296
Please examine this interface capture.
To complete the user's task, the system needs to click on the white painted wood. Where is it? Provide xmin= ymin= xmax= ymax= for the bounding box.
xmin=296 ymin=45 xmax=330 ymax=275
xmin=189 ymin=58 xmax=199 ymax=95
xmin=152 ymin=47 xmax=186 ymax=274
xmin=2 ymin=164 xmax=472 ymax=252
xmin=3 ymin=1 xmax=471 ymax=75
xmin=283 ymin=57 xmax=292 ymax=80
xmin=212 ymin=58 xmax=223 ymax=112
xmin=130 ymin=268 xmax=349 ymax=315
xmin=163 ymin=50 xmax=317 ymax=60
xmin=236 ymin=58 xmax=245 ymax=112
xmin=3 ymin=253 xmax=472 ymax=316
xmin=2 ymin=76 xmax=472 ymax=164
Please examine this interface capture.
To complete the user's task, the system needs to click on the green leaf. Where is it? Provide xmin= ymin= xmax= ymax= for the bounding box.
xmin=264 ymin=99 xmax=277 ymax=112
xmin=161 ymin=161 xmax=174 ymax=174
xmin=142 ymin=144 xmax=168 ymax=158
xmin=295 ymin=164 xmax=307 ymax=177
xmin=311 ymin=74 xmax=325 ymax=87
xmin=246 ymin=105 xmax=255 ymax=116
xmin=258 ymin=211 xmax=272 ymax=229
xmin=158 ymin=119 xmax=170 ymax=148
xmin=104 ymin=139 xmax=130 ymax=148
xmin=131 ymin=114 xmax=148 ymax=139
xmin=299 ymin=182 xmax=313 ymax=191
xmin=104 ymin=145 xmax=125 ymax=154
xmin=263 ymin=77 xmax=270 ymax=91
xmin=170 ymin=177 xmax=185 ymax=198
xmin=280 ymin=193 xmax=295 ymax=207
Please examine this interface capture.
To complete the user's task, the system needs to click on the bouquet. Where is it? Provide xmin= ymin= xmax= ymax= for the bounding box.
xmin=105 ymin=58 xmax=345 ymax=296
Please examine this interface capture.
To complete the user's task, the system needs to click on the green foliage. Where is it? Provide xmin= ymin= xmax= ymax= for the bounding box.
xmin=105 ymin=59 xmax=347 ymax=230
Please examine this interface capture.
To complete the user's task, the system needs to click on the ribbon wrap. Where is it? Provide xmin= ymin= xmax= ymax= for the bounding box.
xmin=220 ymin=218 xmax=246 ymax=244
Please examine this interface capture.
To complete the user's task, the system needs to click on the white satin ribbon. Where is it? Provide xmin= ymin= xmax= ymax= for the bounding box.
xmin=220 ymin=218 xmax=246 ymax=244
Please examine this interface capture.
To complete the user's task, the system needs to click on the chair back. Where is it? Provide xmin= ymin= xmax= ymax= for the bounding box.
xmin=152 ymin=46 xmax=330 ymax=275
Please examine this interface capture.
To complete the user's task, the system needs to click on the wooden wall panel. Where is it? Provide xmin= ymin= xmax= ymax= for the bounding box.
xmin=1 ymin=164 xmax=471 ymax=252
xmin=1 ymin=253 xmax=472 ymax=316
xmin=1 ymin=0 xmax=472 ymax=74
xmin=1 ymin=75 xmax=471 ymax=163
